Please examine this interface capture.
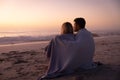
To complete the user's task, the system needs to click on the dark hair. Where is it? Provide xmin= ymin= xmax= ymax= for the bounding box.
xmin=74 ymin=17 xmax=86 ymax=29
xmin=61 ymin=22 xmax=73 ymax=34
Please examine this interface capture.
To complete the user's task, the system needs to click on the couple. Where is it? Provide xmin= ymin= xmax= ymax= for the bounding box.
xmin=39 ymin=17 xmax=98 ymax=80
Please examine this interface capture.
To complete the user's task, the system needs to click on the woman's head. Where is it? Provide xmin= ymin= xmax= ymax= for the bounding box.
xmin=61 ymin=22 xmax=73 ymax=34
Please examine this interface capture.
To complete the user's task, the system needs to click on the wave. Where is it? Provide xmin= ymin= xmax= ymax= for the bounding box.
xmin=0 ymin=31 xmax=120 ymax=45
xmin=93 ymin=31 xmax=120 ymax=37
xmin=0 ymin=35 xmax=55 ymax=45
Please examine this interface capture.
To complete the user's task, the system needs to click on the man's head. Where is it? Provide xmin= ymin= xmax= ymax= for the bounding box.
xmin=74 ymin=17 xmax=86 ymax=32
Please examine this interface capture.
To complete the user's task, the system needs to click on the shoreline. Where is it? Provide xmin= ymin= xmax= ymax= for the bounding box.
xmin=0 ymin=40 xmax=49 ymax=47
xmin=0 ymin=35 xmax=119 ymax=53
xmin=0 ymin=41 xmax=49 ymax=53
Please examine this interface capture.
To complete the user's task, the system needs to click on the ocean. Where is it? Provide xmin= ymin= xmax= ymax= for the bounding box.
xmin=0 ymin=30 xmax=120 ymax=45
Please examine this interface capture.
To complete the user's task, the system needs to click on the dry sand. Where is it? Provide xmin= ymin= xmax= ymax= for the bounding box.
xmin=0 ymin=36 xmax=120 ymax=80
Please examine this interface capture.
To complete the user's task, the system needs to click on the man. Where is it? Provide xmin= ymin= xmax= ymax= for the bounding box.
xmin=73 ymin=17 xmax=96 ymax=69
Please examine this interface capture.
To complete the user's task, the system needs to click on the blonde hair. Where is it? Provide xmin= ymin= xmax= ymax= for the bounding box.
xmin=61 ymin=22 xmax=73 ymax=34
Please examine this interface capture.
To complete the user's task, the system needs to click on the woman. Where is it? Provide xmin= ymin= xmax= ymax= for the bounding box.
xmin=39 ymin=22 xmax=75 ymax=80
xmin=45 ymin=22 xmax=74 ymax=59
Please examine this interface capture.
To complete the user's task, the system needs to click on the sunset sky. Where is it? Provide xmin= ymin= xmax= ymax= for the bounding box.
xmin=0 ymin=0 xmax=120 ymax=33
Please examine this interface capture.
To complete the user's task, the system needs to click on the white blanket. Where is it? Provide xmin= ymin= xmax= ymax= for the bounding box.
xmin=43 ymin=29 xmax=96 ymax=78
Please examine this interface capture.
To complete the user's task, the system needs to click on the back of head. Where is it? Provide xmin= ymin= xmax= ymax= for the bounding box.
xmin=74 ymin=17 xmax=86 ymax=29
xmin=61 ymin=22 xmax=73 ymax=34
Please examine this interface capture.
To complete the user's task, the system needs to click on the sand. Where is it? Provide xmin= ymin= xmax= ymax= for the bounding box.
xmin=0 ymin=36 xmax=120 ymax=80
xmin=0 ymin=41 xmax=49 ymax=53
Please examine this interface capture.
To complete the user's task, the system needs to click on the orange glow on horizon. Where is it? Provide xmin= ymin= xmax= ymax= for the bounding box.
xmin=0 ymin=0 xmax=120 ymax=32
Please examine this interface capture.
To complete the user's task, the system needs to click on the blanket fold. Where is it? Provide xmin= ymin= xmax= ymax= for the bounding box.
xmin=43 ymin=29 xmax=96 ymax=79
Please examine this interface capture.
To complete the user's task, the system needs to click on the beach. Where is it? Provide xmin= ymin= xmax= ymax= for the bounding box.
xmin=0 ymin=36 xmax=120 ymax=80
